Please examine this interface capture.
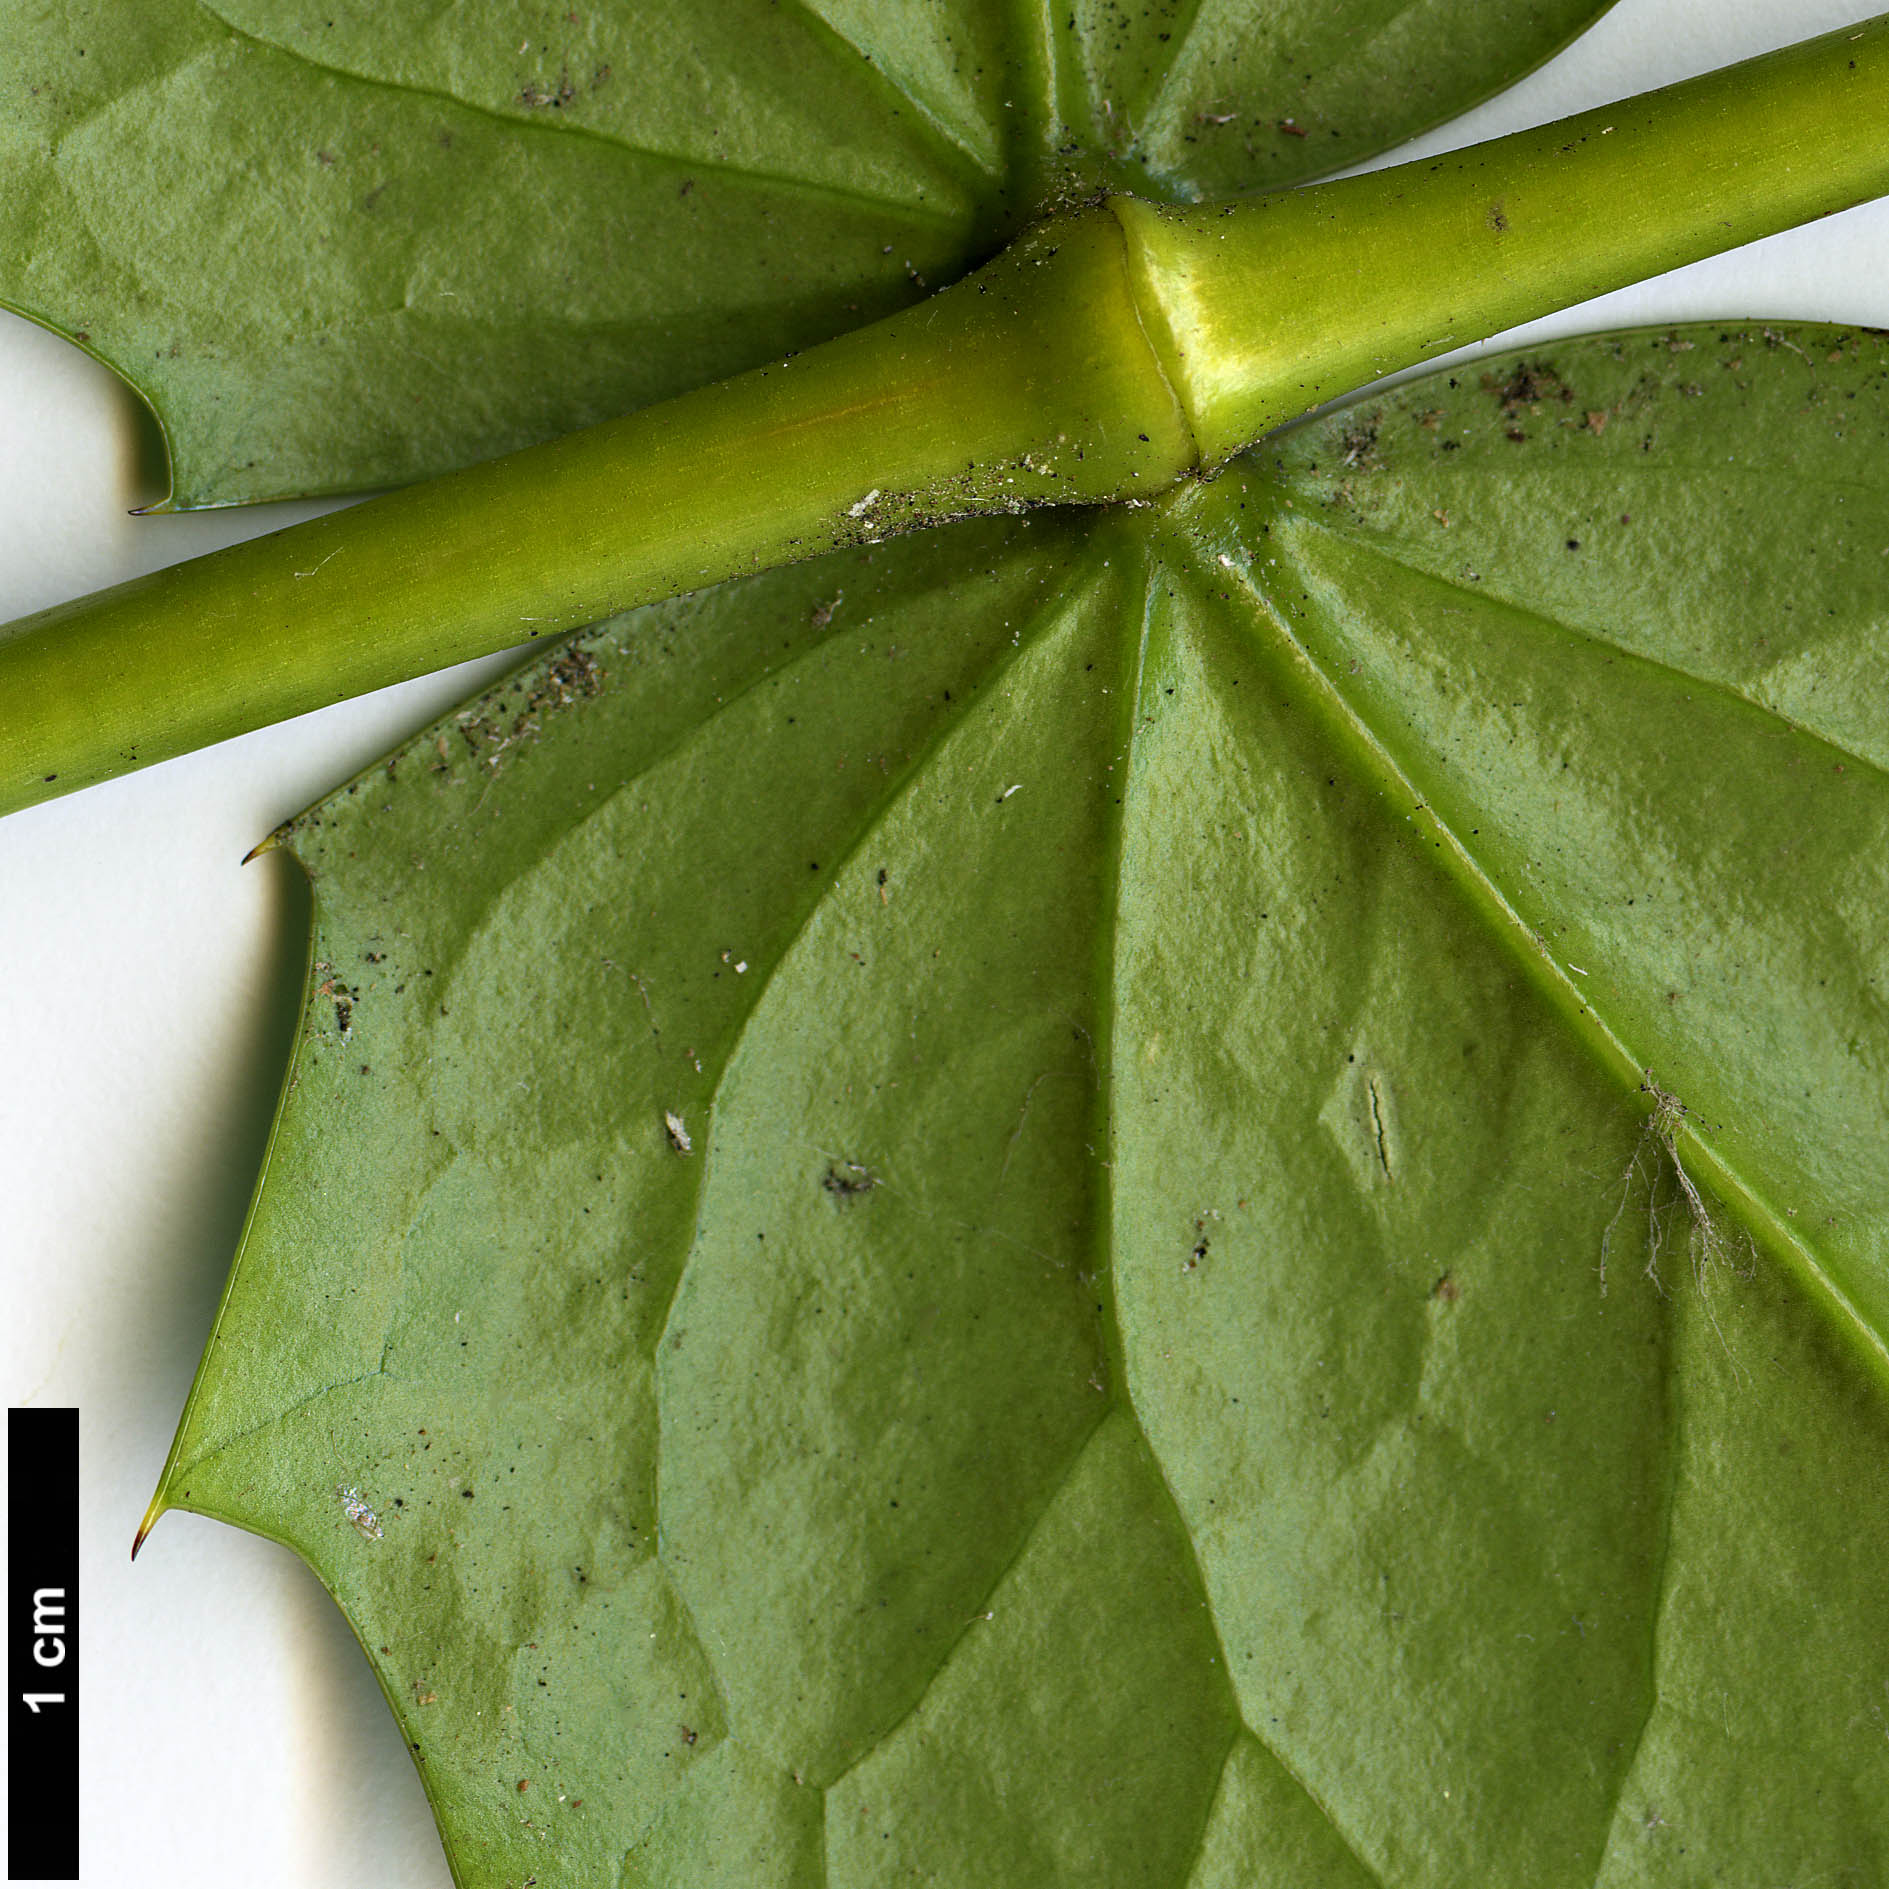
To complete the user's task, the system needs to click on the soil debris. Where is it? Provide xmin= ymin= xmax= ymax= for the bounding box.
xmin=455 ymin=645 xmax=604 ymax=770
xmin=314 ymin=961 xmax=360 ymax=1038
xmin=519 ymin=70 xmax=576 ymax=109
xmin=1484 ymin=361 xmax=1575 ymax=423
xmin=822 ymin=1161 xmax=877 ymax=1203
xmin=1338 ymin=416 xmax=1381 ymax=470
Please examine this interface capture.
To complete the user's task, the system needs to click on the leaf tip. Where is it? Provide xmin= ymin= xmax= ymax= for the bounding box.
xmin=131 ymin=1495 xmax=166 ymax=1562
xmin=242 ymin=822 xmax=294 ymax=866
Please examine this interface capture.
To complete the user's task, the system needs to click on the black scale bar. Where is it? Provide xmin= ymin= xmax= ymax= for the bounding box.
xmin=8 ymin=1408 xmax=78 ymax=1882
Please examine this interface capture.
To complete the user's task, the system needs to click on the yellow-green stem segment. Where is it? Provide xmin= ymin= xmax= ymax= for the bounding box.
xmin=1117 ymin=13 xmax=1889 ymax=462
xmin=4 ymin=13 xmax=1889 ymax=819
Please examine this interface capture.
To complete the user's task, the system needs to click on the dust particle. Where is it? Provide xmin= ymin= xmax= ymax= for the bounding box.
xmin=1484 ymin=361 xmax=1574 ymax=419
xmin=337 ymin=1485 xmax=384 ymax=1541
xmin=518 ymin=71 xmax=576 ymax=109
xmin=823 ymin=1161 xmax=877 ymax=1202
xmin=1338 ymin=417 xmax=1381 ymax=469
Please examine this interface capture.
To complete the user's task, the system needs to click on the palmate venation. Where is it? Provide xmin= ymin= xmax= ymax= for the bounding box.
xmin=154 ymin=330 xmax=1889 ymax=1886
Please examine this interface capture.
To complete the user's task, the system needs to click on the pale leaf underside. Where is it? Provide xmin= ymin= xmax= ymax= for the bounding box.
xmin=158 ymin=327 xmax=1889 ymax=1886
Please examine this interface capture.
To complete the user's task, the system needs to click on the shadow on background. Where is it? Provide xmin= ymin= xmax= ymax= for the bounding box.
xmin=109 ymin=847 xmax=312 ymax=1497
xmin=105 ymin=842 xmax=453 ymax=1881
xmin=286 ymin=1561 xmax=457 ymax=1886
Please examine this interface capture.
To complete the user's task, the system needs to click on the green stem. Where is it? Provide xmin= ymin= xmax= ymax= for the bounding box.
xmin=1119 ymin=13 xmax=1889 ymax=461
xmin=4 ymin=14 xmax=1888 ymax=819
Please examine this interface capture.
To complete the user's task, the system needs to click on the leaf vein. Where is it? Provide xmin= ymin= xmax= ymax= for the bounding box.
xmin=1246 ymin=1723 xmax=1392 ymax=1889
xmin=821 ymin=1406 xmax=1111 ymax=1792
xmin=1128 ymin=0 xmax=1215 ymax=135
xmin=169 ymin=1368 xmax=388 ymax=1485
xmin=1172 ymin=1727 xmax=1242 ymax=1889
xmin=770 ymin=0 xmax=1006 ymax=184
xmin=1188 ymin=522 xmax=1889 ymax=1388
xmin=1296 ymin=514 xmax=1889 ymax=789
xmin=189 ymin=0 xmax=970 ymax=230
xmin=1587 ymin=1376 xmax=1684 ymax=1887
xmin=646 ymin=551 xmax=1106 ymax=1360
xmin=1108 ymin=545 xmax=1388 ymax=1889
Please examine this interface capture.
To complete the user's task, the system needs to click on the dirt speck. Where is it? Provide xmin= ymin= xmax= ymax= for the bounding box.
xmin=1339 ymin=416 xmax=1381 ymax=470
xmin=823 ymin=1161 xmax=877 ymax=1203
xmin=519 ymin=71 xmax=576 ymax=109
xmin=1484 ymin=361 xmax=1574 ymax=422
xmin=314 ymin=962 xmax=360 ymax=1038
xmin=456 ymin=644 xmax=604 ymax=769
xmin=1184 ymin=1209 xmax=1220 ymax=1272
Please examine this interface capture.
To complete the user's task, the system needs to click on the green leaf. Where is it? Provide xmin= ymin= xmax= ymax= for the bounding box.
xmin=0 ymin=0 xmax=1612 ymax=507
xmin=154 ymin=323 xmax=1889 ymax=1884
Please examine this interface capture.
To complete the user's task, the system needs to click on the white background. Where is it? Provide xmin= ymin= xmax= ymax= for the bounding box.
xmin=3 ymin=1 xmax=1886 ymax=1881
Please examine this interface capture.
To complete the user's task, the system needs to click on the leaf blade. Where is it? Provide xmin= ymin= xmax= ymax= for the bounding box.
xmin=154 ymin=324 xmax=1889 ymax=1884
xmin=1251 ymin=324 xmax=1889 ymax=1364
